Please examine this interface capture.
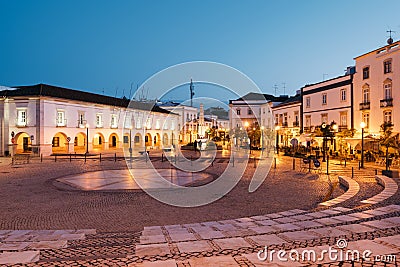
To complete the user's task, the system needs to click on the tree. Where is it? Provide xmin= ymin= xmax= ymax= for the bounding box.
xmin=379 ymin=122 xmax=399 ymax=171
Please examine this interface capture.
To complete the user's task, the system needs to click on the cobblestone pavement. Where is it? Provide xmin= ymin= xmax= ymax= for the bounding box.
xmin=0 ymin=153 xmax=399 ymax=266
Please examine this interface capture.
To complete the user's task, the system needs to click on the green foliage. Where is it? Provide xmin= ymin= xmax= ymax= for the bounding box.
xmin=379 ymin=122 xmax=398 ymax=149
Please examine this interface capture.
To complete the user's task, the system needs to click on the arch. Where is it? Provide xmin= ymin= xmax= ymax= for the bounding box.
xmin=92 ymin=132 xmax=105 ymax=151
xmin=109 ymin=133 xmax=119 ymax=149
xmin=134 ymin=133 xmax=142 ymax=147
xmin=74 ymin=132 xmax=87 ymax=152
xmin=154 ymin=133 xmax=161 ymax=148
xmin=162 ymin=133 xmax=169 ymax=147
xmin=14 ymin=132 xmax=31 ymax=153
xmin=145 ymin=133 xmax=152 ymax=147
xmin=52 ymin=132 xmax=68 ymax=154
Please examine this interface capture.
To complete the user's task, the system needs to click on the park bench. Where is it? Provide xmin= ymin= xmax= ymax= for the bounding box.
xmin=12 ymin=154 xmax=30 ymax=165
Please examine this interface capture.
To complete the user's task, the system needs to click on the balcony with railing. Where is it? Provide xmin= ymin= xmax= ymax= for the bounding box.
xmin=282 ymin=122 xmax=288 ymax=127
xmin=338 ymin=125 xmax=348 ymax=131
xmin=359 ymin=102 xmax=370 ymax=110
xmin=77 ymin=120 xmax=87 ymax=128
xmin=293 ymin=121 xmax=300 ymax=127
xmin=303 ymin=126 xmax=311 ymax=132
xmin=380 ymin=98 xmax=393 ymax=108
xmin=15 ymin=119 xmax=27 ymax=127
xmin=56 ymin=119 xmax=67 ymax=127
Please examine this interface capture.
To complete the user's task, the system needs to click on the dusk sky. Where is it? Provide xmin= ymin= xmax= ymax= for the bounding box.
xmin=1 ymin=0 xmax=400 ymax=103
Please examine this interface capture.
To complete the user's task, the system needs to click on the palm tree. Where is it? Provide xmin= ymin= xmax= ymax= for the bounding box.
xmin=379 ymin=122 xmax=399 ymax=171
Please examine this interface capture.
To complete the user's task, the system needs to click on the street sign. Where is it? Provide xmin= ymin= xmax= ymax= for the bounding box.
xmin=30 ymin=135 xmax=34 ymax=141
xmin=66 ymin=137 xmax=71 ymax=142
xmin=11 ymin=131 xmax=15 ymax=138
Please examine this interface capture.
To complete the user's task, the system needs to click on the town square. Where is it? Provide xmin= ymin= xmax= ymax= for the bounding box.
xmin=1 ymin=1 xmax=400 ymax=266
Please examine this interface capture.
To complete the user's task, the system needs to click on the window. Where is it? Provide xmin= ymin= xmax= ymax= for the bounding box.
xmin=275 ymin=114 xmax=279 ymax=125
xmin=237 ymin=109 xmax=241 ymax=115
xmin=384 ymin=81 xmax=392 ymax=99
xmin=57 ymin=110 xmax=65 ymax=126
xmin=96 ymin=114 xmax=103 ymax=128
xmin=155 ymin=119 xmax=160 ymax=129
xmin=17 ymin=109 xmax=27 ymax=126
xmin=111 ymin=114 xmax=118 ymax=128
xmin=163 ymin=120 xmax=169 ymax=130
xmin=384 ymin=59 xmax=392 ymax=74
xmin=363 ymin=85 xmax=370 ymax=103
xmin=384 ymin=110 xmax=392 ymax=123
xmin=52 ymin=137 xmax=60 ymax=147
xmin=305 ymin=115 xmax=311 ymax=127
xmin=294 ymin=111 xmax=299 ymax=126
xmin=363 ymin=67 xmax=370 ymax=79
xmin=322 ymin=93 xmax=327 ymax=105
xmin=306 ymin=97 xmax=310 ymax=108
xmin=123 ymin=136 xmax=129 ymax=144
xmin=321 ymin=113 xmax=328 ymax=124
xmin=146 ymin=118 xmax=152 ymax=129
xmin=247 ymin=108 xmax=252 ymax=115
xmin=283 ymin=113 xmax=288 ymax=126
xmin=340 ymin=89 xmax=347 ymax=101
xmin=362 ymin=113 xmax=370 ymax=128
xmin=78 ymin=112 xmax=85 ymax=127
xmin=340 ymin=112 xmax=347 ymax=126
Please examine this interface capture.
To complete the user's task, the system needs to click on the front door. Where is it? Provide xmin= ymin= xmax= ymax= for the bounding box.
xmin=23 ymin=137 xmax=29 ymax=152
xmin=112 ymin=136 xmax=117 ymax=147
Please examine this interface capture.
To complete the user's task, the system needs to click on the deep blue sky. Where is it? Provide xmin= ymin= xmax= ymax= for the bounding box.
xmin=1 ymin=0 xmax=400 ymax=101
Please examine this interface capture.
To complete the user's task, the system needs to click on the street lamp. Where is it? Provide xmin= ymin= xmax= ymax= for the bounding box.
xmin=321 ymin=123 xmax=327 ymax=162
xmin=85 ymin=123 xmax=89 ymax=154
xmin=261 ymin=126 xmax=264 ymax=151
xmin=275 ymin=125 xmax=280 ymax=154
xmin=129 ymin=126 xmax=133 ymax=160
xmin=360 ymin=121 xmax=366 ymax=168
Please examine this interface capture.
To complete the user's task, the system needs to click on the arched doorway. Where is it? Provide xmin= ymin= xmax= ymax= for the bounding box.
xmin=162 ymin=133 xmax=169 ymax=147
xmin=134 ymin=133 xmax=142 ymax=147
xmin=52 ymin=132 xmax=68 ymax=154
xmin=93 ymin=132 xmax=105 ymax=151
xmin=74 ymin=132 xmax=87 ymax=152
xmin=109 ymin=133 xmax=119 ymax=149
xmin=145 ymin=133 xmax=152 ymax=148
xmin=154 ymin=133 xmax=161 ymax=148
xmin=15 ymin=132 xmax=31 ymax=153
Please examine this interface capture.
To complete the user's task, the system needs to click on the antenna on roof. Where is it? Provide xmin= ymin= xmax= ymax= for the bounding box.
xmin=282 ymin=82 xmax=286 ymax=95
xmin=273 ymin=84 xmax=278 ymax=96
xmin=387 ymin=29 xmax=395 ymax=45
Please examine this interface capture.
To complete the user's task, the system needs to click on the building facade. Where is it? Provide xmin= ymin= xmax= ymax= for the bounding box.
xmin=301 ymin=72 xmax=354 ymax=134
xmin=0 ymin=84 xmax=179 ymax=156
xmin=158 ymin=102 xmax=198 ymax=144
xmin=271 ymin=94 xmax=301 ymax=147
xmin=353 ymin=39 xmax=400 ymax=135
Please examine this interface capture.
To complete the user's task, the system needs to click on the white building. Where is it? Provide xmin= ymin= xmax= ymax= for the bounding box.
xmin=301 ymin=70 xmax=354 ymax=134
xmin=158 ymin=101 xmax=198 ymax=144
xmin=353 ymin=38 xmax=400 ymax=135
xmin=0 ymin=84 xmax=179 ymax=156
xmin=271 ymin=94 xmax=301 ymax=147
xmin=229 ymin=92 xmax=287 ymax=148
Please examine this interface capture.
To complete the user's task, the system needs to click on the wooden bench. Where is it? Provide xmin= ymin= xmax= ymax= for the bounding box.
xmin=12 ymin=154 xmax=30 ymax=165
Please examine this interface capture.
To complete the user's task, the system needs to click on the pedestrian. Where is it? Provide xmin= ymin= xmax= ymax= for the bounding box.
xmin=193 ymin=140 xmax=198 ymax=152
xmin=198 ymin=140 xmax=202 ymax=151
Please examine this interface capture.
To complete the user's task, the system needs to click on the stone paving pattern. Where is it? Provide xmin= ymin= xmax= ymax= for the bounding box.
xmin=0 ymin=153 xmax=399 ymax=266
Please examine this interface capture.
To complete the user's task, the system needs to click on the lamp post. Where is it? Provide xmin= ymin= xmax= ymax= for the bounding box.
xmin=275 ymin=125 xmax=280 ymax=154
xmin=244 ymin=121 xmax=249 ymax=152
xmin=129 ymin=126 xmax=133 ymax=160
xmin=261 ymin=126 xmax=264 ymax=151
xmin=360 ymin=121 xmax=366 ymax=168
xmin=85 ymin=123 xmax=89 ymax=154
xmin=321 ymin=123 xmax=327 ymax=162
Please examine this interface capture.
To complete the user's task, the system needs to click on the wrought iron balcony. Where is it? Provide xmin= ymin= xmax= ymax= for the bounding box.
xmin=380 ymin=98 xmax=393 ymax=108
xmin=293 ymin=121 xmax=300 ymax=127
xmin=303 ymin=126 xmax=311 ymax=132
xmin=338 ymin=125 xmax=348 ymax=131
xmin=56 ymin=119 xmax=67 ymax=127
xmin=282 ymin=122 xmax=288 ymax=127
xmin=359 ymin=102 xmax=370 ymax=110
